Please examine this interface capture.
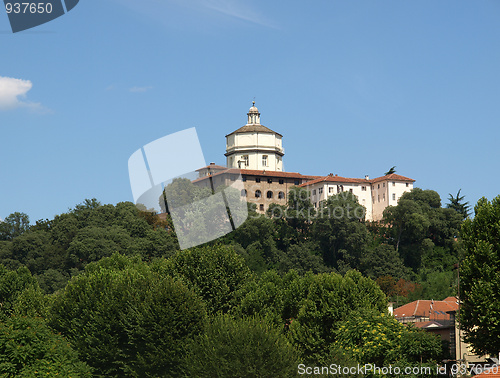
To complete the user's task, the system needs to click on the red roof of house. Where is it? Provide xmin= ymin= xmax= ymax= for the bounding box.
xmin=298 ymin=173 xmax=415 ymax=188
xmin=298 ymin=174 xmax=368 ymax=186
xmin=394 ymin=297 xmax=458 ymax=321
xmin=370 ymin=173 xmax=416 ymax=183
xmin=195 ymin=164 xmax=227 ymax=171
xmin=192 ymin=168 xmax=320 ymax=184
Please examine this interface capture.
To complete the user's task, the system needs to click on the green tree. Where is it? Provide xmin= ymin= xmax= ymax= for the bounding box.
xmin=0 ymin=212 xmax=30 ymax=241
xmin=49 ymin=254 xmax=207 ymax=377
xmin=184 ymin=315 xmax=300 ymax=377
xmin=385 ymin=166 xmax=396 ymax=175
xmin=313 ymin=192 xmax=369 ymax=269
xmin=383 ymin=189 xmax=461 ymax=270
xmin=361 ymin=244 xmax=407 ymax=280
xmin=0 ymin=316 xmax=92 ymax=377
xmin=0 ymin=265 xmax=40 ymax=320
xmin=156 ymin=244 xmax=252 ymax=316
xmin=333 ymin=311 xmax=442 ymax=376
xmin=459 ymin=196 xmax=500 ymax=356
xmin=289 ymin=270 xmax=387 ymax=364
xmin=446 ymin=189 xmax=471 ymax=220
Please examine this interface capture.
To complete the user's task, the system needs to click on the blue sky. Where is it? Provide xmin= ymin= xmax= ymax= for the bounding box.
xmin=1 ymin=0 xmax=499 ymax=222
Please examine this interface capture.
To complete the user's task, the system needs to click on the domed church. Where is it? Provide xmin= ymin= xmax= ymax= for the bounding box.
xmin=193 ymin=102 xmax=415 ymax=219
xmin=225 ymin=102 xmax=284 ymax=171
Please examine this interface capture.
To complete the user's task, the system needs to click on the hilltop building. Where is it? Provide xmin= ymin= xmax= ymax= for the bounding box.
xmin=193 ymin=102 xmax=415 ymax=220
xmin=225 ymin=102 xmax=284 ymax=172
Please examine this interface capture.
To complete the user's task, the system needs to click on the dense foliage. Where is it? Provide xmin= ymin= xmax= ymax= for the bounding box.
xmin=0 ymin=180 xmax=474 ymax=376
xmin=460 ymin=195 xmax=500 ymax=356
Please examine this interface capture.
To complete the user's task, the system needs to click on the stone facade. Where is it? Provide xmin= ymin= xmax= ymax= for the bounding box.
xmin=193 ymin=166 xmax=317 ymax=213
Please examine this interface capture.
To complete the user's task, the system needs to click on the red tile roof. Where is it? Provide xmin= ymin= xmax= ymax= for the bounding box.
xmin=192 ymin=168 xmax=320 ymax=184
xmin=370 ymin=173 xmax=416 ymax=183
xmin=298 ymin=175 xmax=369 ymax=187
xmin=195 ymin=164 xmax=227 ymax=171
xmin=394 ymin=298 xmax=458 ymax=321
xmin=298 ymin=173 xmax=415 ymax=187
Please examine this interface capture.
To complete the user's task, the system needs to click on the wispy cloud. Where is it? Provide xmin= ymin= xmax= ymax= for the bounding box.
xmin=129 ymin=86 xmax=153 ymax=93
xmin=198 ymin=0 xmax=278 ymax=29
xmin=110 ymin=0 xmax=278 ymax=30
xmin=0 ymin=76 xmax=46 ymax=112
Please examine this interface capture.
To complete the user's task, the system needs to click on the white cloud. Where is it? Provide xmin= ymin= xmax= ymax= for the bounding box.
xmin=0 ymin=76 xmax=44 ymax=111
xmin=129 ymin=86 xmax=153 ymax=93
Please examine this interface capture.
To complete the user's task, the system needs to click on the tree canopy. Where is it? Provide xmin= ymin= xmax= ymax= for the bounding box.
xmin=460 ymin=195 xmax=500 ymax=356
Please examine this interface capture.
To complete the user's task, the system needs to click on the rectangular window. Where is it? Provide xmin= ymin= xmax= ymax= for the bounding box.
xmin=262 ymin=155 xmax=268 ymax=167
xmin=259 ymin=204 xmax=264 ymax=211
xmin=329 ymin=187 xmax=333 ymax=193
xmin=312 ymin=189 xmax=316 ymax=195
xmin=361 ymin=186 xmax=366 ymax=191
xmin=349 ymin=189 xmax=353 ymax=193
xmin=372 ymin=197 xmax=375 ymax=203
xmin=406 ymin=183 xmax=409 ymax=187
xmin=392 ymin=193 xmax=396 ymax=200
xmin=378 ymin=195 xmax=380 ymax=202
xmin=294 ymin=179 xmax=299 ymax=185
xmin=267 ymin=178 xmax=272 ymax=184
xmin=378 ymin=184 xmax=380 ymax=189
xmin=279 ymin=179 xmax=284 ymax=185
xmin=383 ymin=183 xmax=385 ymax=187
xmin=256 ymin=177 xmax=261 ymax=183
xmin=242 ymin=176 xmax=247 ymax=182
xmin=319 ymin=188 xmax=323 ymax=194
xmin=392 ymin=182 xmax=395 ymax=186
xmin=383 ymin=193 xmax=386 ymax=201
xmin=242 ymin=155 xmax=249 ymax=167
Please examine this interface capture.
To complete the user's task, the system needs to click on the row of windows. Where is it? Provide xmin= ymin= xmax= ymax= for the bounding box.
xmin=372 ymin=193 xmax=398 ymax=203
xmin=241 ymin=189 xmax=285 ymax=199
xmin=374 ymin=182 xmax=410 ymax=189
xmin=242 ymin=176 xmax=299 ymax=185
xmin=238 ymin=155 xmax=273 ymax=167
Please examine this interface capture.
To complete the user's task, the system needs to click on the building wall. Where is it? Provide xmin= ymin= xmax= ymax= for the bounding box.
xmin=372 ymin=180 xmax=413 ymax=221
xmin=226 ymin=131 xmax=284 ymax=171
xmin=193 ymin=172 xmax=308 ymax=213
xmin=306 ymin=179 xmax=413 ymax=222
xmin=308 ymin=181 xmax=373 ymax=221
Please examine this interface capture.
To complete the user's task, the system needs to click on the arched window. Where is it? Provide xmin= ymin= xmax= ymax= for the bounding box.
xmin=267 ymin=191 xmax=273 ymax=199
xmin=278 ymin=191 xmax=285 ymax=199
xmin=255 ymin=190 xmax=261 ymax=198
xmin=241 ymin=189 xmax=247 ymax=197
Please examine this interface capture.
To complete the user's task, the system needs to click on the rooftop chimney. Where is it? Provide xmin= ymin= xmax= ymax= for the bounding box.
xmin=365 ymin=175 xmax=369 ymax=180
